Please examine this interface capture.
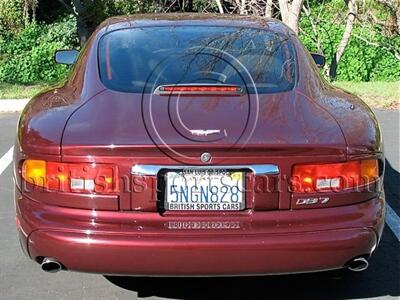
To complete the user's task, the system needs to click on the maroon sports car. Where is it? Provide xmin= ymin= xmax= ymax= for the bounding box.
xmin=14 ymin=14 xmax=385 ymax=276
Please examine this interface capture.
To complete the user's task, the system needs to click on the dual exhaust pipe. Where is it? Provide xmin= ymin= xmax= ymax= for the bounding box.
xmin=40 ymin=258 xmax=63 ymax=273
xmin=39 ymin=256 xmax=369 ymax=274
xmin=347 ymin=257 xmax=369 ymax=272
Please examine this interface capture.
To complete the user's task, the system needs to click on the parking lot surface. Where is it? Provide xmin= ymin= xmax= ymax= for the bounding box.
xmin=0 ymin=110 xmax=399 ymax=300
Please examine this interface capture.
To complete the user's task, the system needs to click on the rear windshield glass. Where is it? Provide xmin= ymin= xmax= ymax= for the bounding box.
xmin=98 ymin=26 xmax=296 ymax=94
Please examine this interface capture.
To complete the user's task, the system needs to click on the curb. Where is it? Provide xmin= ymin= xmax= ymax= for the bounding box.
xmin=0 ymin=99 xmax=29 ymax=112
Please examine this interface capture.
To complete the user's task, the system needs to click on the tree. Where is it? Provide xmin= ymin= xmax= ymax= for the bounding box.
xmin=56 ymin=0 xmax=91 ymax=46
xmin=214 ymin=0 xmax=304 ymax=34
xmin=265 ymin=0 xmax=274 ymax=18
xmin=23 ymin=0 xmax=38 ymax=25
xmin=215 ymin=0 xmax=224 ymax=13
xmin=278 ymin=0 xmax=304 ymax=34
xmin=376 ymin=0 xmax=400 ymax=33
xmin=329 ymin=0 xmax=357 ymax=78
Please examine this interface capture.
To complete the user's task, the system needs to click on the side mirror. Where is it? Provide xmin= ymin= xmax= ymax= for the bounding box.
xmin=54 ymin=49 xmax=79 ymax=65
xmin=311 ymin=53 xmax=325 ymax=68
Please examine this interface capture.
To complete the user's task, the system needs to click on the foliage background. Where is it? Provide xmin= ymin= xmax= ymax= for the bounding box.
xmin=0 ymin=0 xmax=399 ymax=84
xmin=300 ymin=0 xmax=400 ymax=81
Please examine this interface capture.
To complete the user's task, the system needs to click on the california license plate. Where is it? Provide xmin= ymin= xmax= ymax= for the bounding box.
xmin=165 ymin=169 xmax=245 ymax=211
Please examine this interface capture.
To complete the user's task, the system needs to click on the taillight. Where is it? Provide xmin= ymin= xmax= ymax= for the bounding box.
xmin=22 ymin=160 xmax=118 ymax=194
xmin=291 ymin=159 xmax=379 ymax=193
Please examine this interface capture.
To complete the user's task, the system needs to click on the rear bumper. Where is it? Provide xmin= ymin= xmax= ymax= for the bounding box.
xmin=16 ymin=190 xmax=385 ymax=276
xmin=28 ymin=228 xmax=377 ymax=276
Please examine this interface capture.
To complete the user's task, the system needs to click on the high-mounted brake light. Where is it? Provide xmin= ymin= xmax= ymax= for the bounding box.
xmin=22 ymin=160 xmax=118 ymax=194
xmin=291 ymin=159 xmax=379 ymax=193
xmin=154 ymin=84 xmax=244 ymax=96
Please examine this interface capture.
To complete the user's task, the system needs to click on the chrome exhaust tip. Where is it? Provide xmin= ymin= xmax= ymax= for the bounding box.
xmin=348 ymin=257 xmax=369 ymax=272
xmin=41 ymin=258 xmax=62 ymax=273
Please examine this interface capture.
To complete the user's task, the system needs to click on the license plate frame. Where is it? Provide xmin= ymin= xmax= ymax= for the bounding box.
xmin=162 ymin=169 xmax=246 ymax=211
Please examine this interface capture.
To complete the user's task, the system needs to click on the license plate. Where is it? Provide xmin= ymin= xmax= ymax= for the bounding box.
xmin=164 ymin=169 xmax=245 ymax=211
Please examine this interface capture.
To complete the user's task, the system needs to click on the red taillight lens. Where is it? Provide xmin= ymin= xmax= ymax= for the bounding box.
xmin=291 ymin=159 xmax=379 ymax=193
xmin=22 ymin=160 xmax=118 ymax=194
xmin=155 ymin=85 xmax=243 ymax=96
xmin=162 ymin=86 xmax=240 ymax=92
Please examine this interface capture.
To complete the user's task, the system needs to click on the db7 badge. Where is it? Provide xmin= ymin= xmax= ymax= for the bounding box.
xmin=296 ymin=197 xmax=330 ymax=205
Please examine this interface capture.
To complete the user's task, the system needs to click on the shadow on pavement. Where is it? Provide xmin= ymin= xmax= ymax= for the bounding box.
xmin=104 ymin=257 xmax=399 ymax=300
xmin=104 ymin=159 xmax=400 ymax=299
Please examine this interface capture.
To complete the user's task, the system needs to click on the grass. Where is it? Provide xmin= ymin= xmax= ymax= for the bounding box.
xmin=0 ymin=81 xmax=398 ymax=109
xmin=334 ymin=81 xmax=400 ymax=109
xmin=0 ymin=82 xmax=49 ymax=99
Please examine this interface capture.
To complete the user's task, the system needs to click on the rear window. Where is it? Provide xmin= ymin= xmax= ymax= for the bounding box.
xmin=98 ymin=26 xmax=296 ymax=94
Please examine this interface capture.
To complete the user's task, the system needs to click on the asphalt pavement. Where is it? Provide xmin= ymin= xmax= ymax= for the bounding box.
xmin=0 ymin=110 xmax=399 ymax=300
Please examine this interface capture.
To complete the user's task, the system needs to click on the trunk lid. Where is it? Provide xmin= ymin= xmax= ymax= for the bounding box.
xmin=61 ymin=89 xmax=346 ymax=158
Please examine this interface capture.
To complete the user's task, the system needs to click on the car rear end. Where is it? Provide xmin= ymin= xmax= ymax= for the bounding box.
xmin=15 ymin=154 xmax=385 ymax=275
xmin=14 ymin=19 xmax=385 ymax=276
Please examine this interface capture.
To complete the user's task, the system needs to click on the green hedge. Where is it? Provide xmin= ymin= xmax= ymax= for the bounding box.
xmin=0 ymin=15 xmax=78 ymax=83
xmin=0 ymin=1 xmax=398 ymax=84
xmin=299 ymin=1 xmax=400 ymax=81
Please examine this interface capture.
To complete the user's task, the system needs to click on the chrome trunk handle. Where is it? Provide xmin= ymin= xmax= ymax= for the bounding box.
xmin=131 ymin=164 xmax=279 ymax=176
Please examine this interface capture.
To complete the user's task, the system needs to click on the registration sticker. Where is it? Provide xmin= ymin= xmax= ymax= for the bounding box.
xmin=230 ymin=172 xmax=243 ymax=181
